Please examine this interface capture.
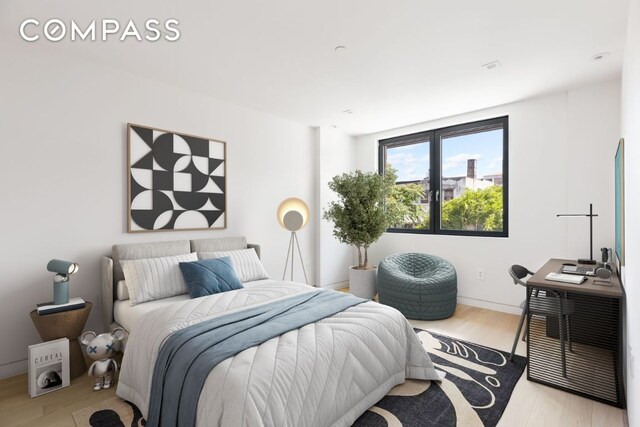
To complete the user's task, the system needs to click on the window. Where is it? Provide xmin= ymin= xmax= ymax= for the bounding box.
xmin=378 ymin=116 xmax=508 ymax=237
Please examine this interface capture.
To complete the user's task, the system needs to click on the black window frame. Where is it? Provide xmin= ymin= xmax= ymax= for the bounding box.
xmin=378 ymin=116 xmax=509 ymax=238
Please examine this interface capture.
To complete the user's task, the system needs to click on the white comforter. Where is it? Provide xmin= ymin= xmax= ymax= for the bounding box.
xmin=117 ymin=281 xmax=440 ymax=427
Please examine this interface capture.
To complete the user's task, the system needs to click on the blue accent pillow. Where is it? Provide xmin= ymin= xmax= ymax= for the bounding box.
xmin=179 ymin=257 xmax=244 ymax=298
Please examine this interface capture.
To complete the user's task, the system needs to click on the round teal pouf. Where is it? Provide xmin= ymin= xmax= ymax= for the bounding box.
xmin=378 ymin=253 xmax=457 ymax=320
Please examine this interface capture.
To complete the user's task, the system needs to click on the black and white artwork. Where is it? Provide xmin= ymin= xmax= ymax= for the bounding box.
xmin=128 ymin=124 xmax=226 ymax=232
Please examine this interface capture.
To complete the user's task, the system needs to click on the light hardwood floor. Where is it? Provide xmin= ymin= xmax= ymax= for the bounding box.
xmin=0 ymin=304 xmax=628 ymax=427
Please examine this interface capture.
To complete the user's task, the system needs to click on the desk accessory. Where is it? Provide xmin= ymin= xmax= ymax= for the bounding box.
xmin=594 ymin=266 xmax=613 ymax=287
xmin=277 ymin=197 xmax=309 ymax=283
xmin=46 ymin=259 xmax=79 ymax=305
xmin=545 ymin=272 xmax=586 ymax=284
xmin=561 ymin=265 xmax=595 ymax=276
xmin=556 ymin=203 xmax=598 ymax=265
xmin=599 ymin=247 xmax=613 ymax=271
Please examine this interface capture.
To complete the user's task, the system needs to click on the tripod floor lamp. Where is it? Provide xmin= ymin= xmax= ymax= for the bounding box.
xmin=277 ymin=197 xmax=309 ymax=284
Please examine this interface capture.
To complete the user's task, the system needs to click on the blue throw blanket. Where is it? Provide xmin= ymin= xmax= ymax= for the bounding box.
xmin=146 ymin=289 xmax=366 ymax=427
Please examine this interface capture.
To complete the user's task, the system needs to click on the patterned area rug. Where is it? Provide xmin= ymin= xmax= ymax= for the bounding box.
xmin=73 ymin=397 xmax=145 ymax=427
xmin=72 ymin=330 xmax=526 ymax=427
xmin=352 ymin=330 xmax=527 ymax=427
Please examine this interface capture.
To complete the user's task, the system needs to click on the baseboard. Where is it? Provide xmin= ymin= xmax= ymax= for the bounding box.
xmin=320 ymin=281 xmax=348 ymax=290
xmin=0 ymin=358 xmax=27 ymax=379
xmin=457 ymin=296 xmax=521 ymax=315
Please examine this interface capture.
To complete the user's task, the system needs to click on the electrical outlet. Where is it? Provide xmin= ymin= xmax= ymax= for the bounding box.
xmin=476 ymin=269 xmax=485 ymax=281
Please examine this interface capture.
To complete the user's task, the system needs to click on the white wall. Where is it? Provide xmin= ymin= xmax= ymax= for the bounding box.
xmin=566 ymin=84 xmax=620 ymax=260
xmin=0 ymin=40 xmax=316 ymax=378
xmin=314 ymin=127 xmax=357 ymax=288
xmin=355 ymin=80 xmax=620 ymax=314
xmin=621 ymin=0 xmax=640 ymax=423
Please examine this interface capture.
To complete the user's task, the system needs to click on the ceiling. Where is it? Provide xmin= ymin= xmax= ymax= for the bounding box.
xmin=2 ymin=0 xmax=630 ymax=135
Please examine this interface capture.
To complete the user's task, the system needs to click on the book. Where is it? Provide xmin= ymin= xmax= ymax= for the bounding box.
xmin=36 ymin=297 xmax=86 ymax=315
xmin=545 ymin=272 xmax=587 ymax=285
xmin=28 ymin=338 xmax=70 ymax=398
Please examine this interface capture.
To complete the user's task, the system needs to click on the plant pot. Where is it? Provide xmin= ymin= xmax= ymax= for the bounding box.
xmin=349 ymin=266 xmax=377 ymax=299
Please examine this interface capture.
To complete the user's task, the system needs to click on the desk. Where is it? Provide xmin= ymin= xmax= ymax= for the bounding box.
xmin=527 ymin=259 xmax=624 ymax=407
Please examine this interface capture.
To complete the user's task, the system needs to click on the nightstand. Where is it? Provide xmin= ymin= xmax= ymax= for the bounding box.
xmin=29 ymin=302 xmax=93 ymax=380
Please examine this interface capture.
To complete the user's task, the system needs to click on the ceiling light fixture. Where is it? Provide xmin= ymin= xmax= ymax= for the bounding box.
xmin=592 ymin=52 xmax=611 ymax=61
xmin=334 ymin=45 xmax=347 ymax=53
xmin=342 ymin=109 xmax=353 ymax=114
xmin=482 ymin=60 xmax=501 ymax=70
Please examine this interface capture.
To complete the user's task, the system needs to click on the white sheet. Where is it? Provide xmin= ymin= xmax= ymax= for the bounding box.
xmin=114 ymin=280 xmax=275 ymax=331
xmin=117 ymin=281 xmax=440 ymax=427
xmin=114 ymin=294 xmax=190 ymax=332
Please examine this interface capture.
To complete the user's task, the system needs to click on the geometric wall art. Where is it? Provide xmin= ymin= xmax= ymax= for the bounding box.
xmin=127 ymin=123 xmax=226 ymax=232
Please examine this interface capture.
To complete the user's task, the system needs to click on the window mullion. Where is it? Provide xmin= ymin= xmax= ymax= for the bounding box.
xmin=433 ymin=129 xmax=442 ymax=235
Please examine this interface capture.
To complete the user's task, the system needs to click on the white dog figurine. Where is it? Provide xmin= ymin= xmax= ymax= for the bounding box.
xmin=80 ymin=328 xmax=127 ymax=391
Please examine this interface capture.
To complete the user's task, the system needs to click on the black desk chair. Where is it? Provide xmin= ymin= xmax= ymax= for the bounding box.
xmin=508 ymin=265 xmax=575 ymax=377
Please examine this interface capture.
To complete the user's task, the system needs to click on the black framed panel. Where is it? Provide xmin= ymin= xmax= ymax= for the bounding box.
xmin=526 ymin=288 xmax=625 ymax=408
xmin=379 ymin=130 xmax=435 ymax=234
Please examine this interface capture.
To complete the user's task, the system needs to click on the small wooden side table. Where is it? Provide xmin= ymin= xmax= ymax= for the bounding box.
xmin=29 ymin=302 xmax=93 ymax=381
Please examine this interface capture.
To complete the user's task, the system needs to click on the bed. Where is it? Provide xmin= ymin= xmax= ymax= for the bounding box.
xmin=101 ymin=237 xmax=440 ymax=426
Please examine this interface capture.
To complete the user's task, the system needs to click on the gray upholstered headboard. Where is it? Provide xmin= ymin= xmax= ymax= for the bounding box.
xmin=101 ymin=236 xmax=260 ymax=331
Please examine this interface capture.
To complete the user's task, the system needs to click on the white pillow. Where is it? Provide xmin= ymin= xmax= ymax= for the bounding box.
xmin=116 ymin=280 xmax=129 ymax=301
xmin=198 ymin=248 xmax=269 ymax=282
xmin=120 ymin=253 xmax=198 ymax=305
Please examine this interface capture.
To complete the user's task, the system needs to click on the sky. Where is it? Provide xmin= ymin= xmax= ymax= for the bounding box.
xmin=387 ymin=129 xmax=503 ymax=181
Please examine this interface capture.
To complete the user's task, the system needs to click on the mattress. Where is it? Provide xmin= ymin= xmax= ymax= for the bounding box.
xmin=113 ymin=279 xmax=276 ymax=331
xmin=114 ymin=294 xmax=191 ymax=331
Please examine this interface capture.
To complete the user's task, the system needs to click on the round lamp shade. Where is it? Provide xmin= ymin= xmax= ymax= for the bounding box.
xmin=277 ymin=198 xmax=309 ymax=232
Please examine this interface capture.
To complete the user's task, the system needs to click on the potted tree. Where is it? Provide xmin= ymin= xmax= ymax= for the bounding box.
xmin=323 ymin=170 xmax=395 ymax=299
